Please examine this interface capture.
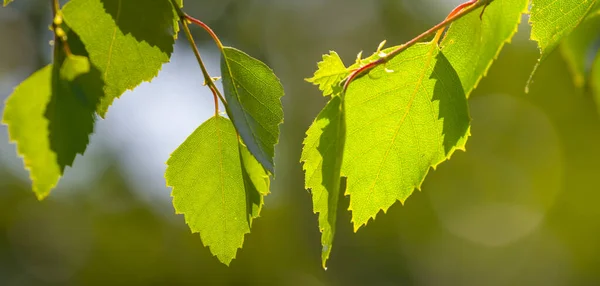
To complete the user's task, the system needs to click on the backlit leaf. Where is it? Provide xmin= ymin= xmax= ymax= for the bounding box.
xmin=166 ymin=116 xmax=269 ymax=265
xmin=440 ymin=0 xmax=528 ymax=95
xmin=62 ymin=0 xmax=178 ymax=117
xmin=3 ymin=25 xmax=104 ymax=199
xmin=221 ymin=47 xmax=284 ymax=173
xmin=301 ymin=95 xmax=345 ymax=268
xmin=306 ymin=51 xmax=349 ymax=96
xmin=528 ymin=0 xmax=598 ymax=89
xmin=342 ymin=42 xmax=470 ymax=231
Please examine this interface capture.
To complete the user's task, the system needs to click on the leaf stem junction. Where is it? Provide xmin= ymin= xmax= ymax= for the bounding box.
xmin=342 ymin=0 xmax=494 ymax=94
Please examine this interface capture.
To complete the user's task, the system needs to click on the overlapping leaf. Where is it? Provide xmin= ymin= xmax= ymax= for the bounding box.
xmin=440 ymin=0 xmax=528 ymax=95
xmin=528 ymin=0 xmax=598 ymax=87
xmin=221 ymin=47 xmax=284 ymax=173
xmin=166 ymin=116 xmax=269 ymax=265
xmin=304 ymin=41 xmax=471 ymax=267
xmin=2 ymin=22 xmax=104 ymax=199
xmin=301 ymin=96 xmax=345 ymax=268
xmin=62 ymin=0 xmax=179 ymax=117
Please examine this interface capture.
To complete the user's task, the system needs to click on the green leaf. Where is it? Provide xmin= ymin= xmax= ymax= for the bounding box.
xmin=561 ymin=14 xmax=600 ymax=88
xmin=3 ymin=0 xmax=13 ymax=6
xmin=3 ymin=66 xmax=59 ymax=200
xmin=440 ymin=0 xmax=528 ymax=95
xmin=301 ymin=96 xmax=345 ymax=269
xmin=166 ymin=116 xmax=269 ymax=265
xmin=220 ymin=47 xmax=284 ymax=173
xmin=342 ymin=42 xmax=470 ymax=231
xmin=46 ymin=54 xmax=104 ymax=172
xmin=3 ymin=24 xmax=104 ymax=199
xmin=62 ymin=0 xmax=178 ymax=117
xmin=2 ymin=56 xmax=102 ymax=199
xmin=528 ymin=0 xmax=598 ymax=88
xmin=306 ymin=51 xmax=350 ymax=96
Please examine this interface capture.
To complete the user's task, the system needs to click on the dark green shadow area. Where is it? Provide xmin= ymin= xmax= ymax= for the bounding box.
xmin=317 ymin=96 xmax=345 ymax=240
xmin=100 ymin=0 xmax=175 ymax=54
xmin=431 ymin=51 xmax=470 ymax=154
xmin=45 ymin=28 xmax=105 ymax=171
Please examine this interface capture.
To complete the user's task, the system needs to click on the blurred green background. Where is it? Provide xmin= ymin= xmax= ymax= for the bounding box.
xmin=1 ymin=0 xmax=600 ymax=285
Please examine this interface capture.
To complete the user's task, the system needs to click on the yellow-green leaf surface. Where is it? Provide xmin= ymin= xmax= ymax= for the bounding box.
xmin=3 ymin=0 xmax=13 ymax=6
xmin=166 ymin=116 xmax=269 ymax=265
xmin=561 ymin=14 xmax=600 ymax=88
xmin=62 ymin=0 xmax=178 ymax=117
xmin=3 ymin=66 xmax=58 ymax=199
xmin=301 ymin=95 xmax=345 ymax=268
xmin=221 ymin=47 xmax=284 ymax=173
xmin=306 ymin=51 xmax=349 ymax=96
xmin=2 ymin=53 xmax=101 ymax=199
xmin=3 ymin=22 xmax=104 ymax=199
xmin=529 ymin=0 xmax=598 ymax=88
xmin=342 ymin=42 xmax=470 ymax=231
xmin=441 ymin=0 xmax=528 ymax=95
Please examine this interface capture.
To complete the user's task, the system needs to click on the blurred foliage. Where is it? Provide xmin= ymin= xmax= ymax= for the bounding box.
xmin=1 ymin=0 xmax=600 ymax=285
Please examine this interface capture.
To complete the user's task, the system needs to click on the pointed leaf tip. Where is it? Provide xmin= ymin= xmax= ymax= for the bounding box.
xmin=301 ymin=96 xmax=345 ymax=269
xmin=166 ymin=116 xmax=269 ymax=265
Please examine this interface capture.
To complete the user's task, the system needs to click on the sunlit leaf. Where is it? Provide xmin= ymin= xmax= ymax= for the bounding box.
xmin=166 ymin=116 xmax=269 ymax=265
xmin=3 ymin=0 xmax=13 ymax=7
xmin=306 ymin=51 xmax=349 ymax=96
xmin=221 ymin=47 xmax=284 ymax=173
xmin=301 ymin=96 xmax=345 ymax=268
xmin=62 ymin=0 xmax=178 ymax=117
xmin=342 ymin=42 xmax=469 ymax=230
xmin=528 ymin=0 xmax=598 ymax=89
xmin=440 ymin=0 xmax=528 ymax=95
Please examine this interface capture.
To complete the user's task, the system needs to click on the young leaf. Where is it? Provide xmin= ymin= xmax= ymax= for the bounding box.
xmin=306 ymin=51 xmax=350 ymax=96
xmin=62 ymin=0 xmax=178 ymax=117
xmin=166 ymin=116 xmax=269 ymax=265
xmin=561 ymin=14 xmax=600 ymax=88
xmin=301 ymin=95 xmax=345 ymax=269
xmin=220 ymin=47 xmax=284 ymax=173
xmin=440 ymin=0 xmax=528 ymax=95
xmin=342 ymin=42 xmax=470 ymax=231
xmin=528 ymin=0 xmax=598 ymax=88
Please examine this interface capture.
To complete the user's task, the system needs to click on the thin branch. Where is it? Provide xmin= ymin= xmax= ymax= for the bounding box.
xmin=180 ymin=18 xmax=226 ymax=116
xmin=184 ymin=14 xmax=224 ymax=51
xmin=342 ymin=0 xmax=493 ymax=93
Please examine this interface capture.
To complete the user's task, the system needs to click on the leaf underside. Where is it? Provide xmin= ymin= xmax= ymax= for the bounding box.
xmin=2 ymin=25 xmax=104 ymax=199
xmin=221 ymin=47 xmax=284 ymax=174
